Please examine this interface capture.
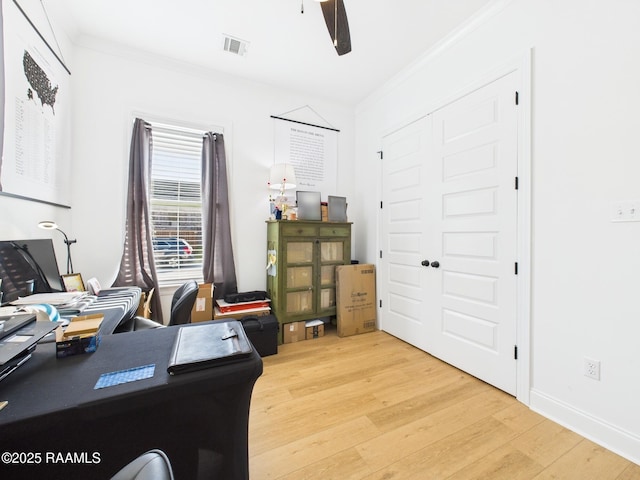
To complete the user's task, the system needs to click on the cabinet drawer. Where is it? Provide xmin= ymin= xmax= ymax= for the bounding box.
xmin=281 ymin=224 xmax=318 ymax=237
xmin=319 ymin=226 xmax=350 ymax=237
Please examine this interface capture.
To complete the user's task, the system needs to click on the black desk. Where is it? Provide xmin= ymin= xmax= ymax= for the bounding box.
xmin=0 ymin=322 xmax=263 ymax=479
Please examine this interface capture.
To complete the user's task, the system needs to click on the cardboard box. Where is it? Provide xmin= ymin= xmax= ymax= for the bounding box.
xmin=56 ymin=314 xmax=103 ymax=358
xmin=191 ymin=283 xmax=213 ymax=323
xmin=136 ymin=289 xmax=154 ymax=319
xmin=305 ymin=323 xmax=325 ymax=340
xmin=283 ymin=321 xmax=305 ymax=343
xmin=336 ymin=264 xmax=377 ymax=337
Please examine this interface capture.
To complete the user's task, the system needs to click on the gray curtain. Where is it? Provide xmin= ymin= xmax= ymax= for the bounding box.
xmin=201 ymin=133 xmax=237 ymax=299
xmin=113 ymin=118 xmax=163 ymax=323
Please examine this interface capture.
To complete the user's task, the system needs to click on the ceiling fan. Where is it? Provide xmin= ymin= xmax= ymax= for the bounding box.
xmin=303 ymin=0 xmax=352 ymax=56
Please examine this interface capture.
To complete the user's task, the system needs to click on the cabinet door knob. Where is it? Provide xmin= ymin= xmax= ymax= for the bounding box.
xmin=431 ymin=261 xmax=440 ymax=268
xmin=421 ymin=260 xmax=430 ymax=267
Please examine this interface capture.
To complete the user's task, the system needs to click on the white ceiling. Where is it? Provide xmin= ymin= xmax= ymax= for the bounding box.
xmin=45 ymin=0 xmax=496 ymax=105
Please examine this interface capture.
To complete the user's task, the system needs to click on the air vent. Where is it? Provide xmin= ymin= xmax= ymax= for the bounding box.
xmin=222 ymin=35 xmax=249 ymax=57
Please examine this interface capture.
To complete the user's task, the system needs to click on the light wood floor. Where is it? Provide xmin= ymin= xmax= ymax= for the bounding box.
xmin=248 ymin=327 xmax=639 ymax=480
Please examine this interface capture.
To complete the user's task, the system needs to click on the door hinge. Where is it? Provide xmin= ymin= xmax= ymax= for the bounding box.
xmin=377 ymin=150 xmax=384 ymax=160
xmin=514 ymin=345 xmax=518 ymax=360
xmin=515 ymin=262 xmax=518 ymax=275
xmin=515 ymin=176 xmax=519 ymax=190
xmin=380 ymin=201 xmax=383 ymax=209
xmin=379 ymin=300 xmax=382 ymax=308
xmin=379 ymin=250 xmax=383 ymax=259
xmin=515 ymin=91 xmax=519 ymax=105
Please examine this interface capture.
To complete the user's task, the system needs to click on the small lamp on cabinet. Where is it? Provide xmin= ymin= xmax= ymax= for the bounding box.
xmin=268 ymin=164 xmax=297 ymax=219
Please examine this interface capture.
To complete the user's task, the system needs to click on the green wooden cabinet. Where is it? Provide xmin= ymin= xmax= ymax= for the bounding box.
xmin=266 ymin=220 xmax=352 ymax=341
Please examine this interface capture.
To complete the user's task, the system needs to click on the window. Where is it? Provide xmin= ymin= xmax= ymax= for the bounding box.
xmin=149 ymin=122 xmax=205 ymax=285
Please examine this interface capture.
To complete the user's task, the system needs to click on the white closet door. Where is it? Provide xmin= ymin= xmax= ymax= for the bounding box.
xmin=380 ymin=116 xmax=431 ymax=349
xmin=380 ymin=71 xmax=519 ymax=395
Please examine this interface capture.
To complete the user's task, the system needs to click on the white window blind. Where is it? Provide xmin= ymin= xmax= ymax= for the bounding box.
xmin=150 ymin=122 xmax=204 ymax=285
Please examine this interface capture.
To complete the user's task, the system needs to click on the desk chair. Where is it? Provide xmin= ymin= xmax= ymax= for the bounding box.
xmin=115 ymin=280 xmax=199 ymax=332
xmin=111 ymin=449 xmax=174 ymax=480
xmin=167 ymin=279 xmax=199 ymax=326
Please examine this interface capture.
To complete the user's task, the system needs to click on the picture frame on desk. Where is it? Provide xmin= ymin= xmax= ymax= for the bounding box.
xmin=61 ymin=273 xmax=85 ymax=292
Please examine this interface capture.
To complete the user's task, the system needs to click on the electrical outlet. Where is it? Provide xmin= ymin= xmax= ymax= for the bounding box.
xmin=584 ymin=357 xmax=601 ymax=380
xmin=611 ymin=200 xmax=640 ymax=222
xmin=612 ymin=202 xmax=626 ymax=221
xmin=630 ymin=202 xmax=640 ymax=221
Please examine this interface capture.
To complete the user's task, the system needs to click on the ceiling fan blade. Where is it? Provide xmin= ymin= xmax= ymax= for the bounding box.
xmin=320 ymin=0 xmax=351 ymax=56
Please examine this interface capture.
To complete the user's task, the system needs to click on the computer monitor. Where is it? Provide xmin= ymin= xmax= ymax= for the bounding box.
xmin=0 ymin=239 xmax=64 ymax=305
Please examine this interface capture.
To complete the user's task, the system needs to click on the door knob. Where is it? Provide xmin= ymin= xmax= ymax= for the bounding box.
xmin=421 ymin=260 xmax=430 ymax=267
xmin=431 ymin=261 xmax=440 ymax=268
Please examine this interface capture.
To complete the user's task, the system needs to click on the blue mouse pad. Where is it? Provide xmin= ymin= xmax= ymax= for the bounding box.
xmin=94 ymin=364 xmax=155 ymax=389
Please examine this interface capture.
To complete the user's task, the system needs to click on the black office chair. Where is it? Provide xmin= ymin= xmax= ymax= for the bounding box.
xmin=116 ymin=280 xmax=199 ymax=332
xmin=110 ymin=449 xmax=174 ymax=480
xmin=167 ymin=279 xmax=199 ymax=326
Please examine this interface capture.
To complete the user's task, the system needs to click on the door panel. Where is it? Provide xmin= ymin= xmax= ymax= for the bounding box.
xmin=441 ymin=308 xmax=497 ymax=349
xmin=428 ymin=71 xmax=519 ymax=394
xmin=380 ymin=117 xmax=431 ymax=347
xmin=381 ymin=72 xmax=519 ymax=394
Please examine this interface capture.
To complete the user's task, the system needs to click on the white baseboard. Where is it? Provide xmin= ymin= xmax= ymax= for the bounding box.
xmin=529 ymin=389 xmax=640 ymax=466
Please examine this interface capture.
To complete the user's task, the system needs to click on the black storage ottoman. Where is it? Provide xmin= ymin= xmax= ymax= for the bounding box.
xmin=240 ymin=315 xmax=278 ymax=357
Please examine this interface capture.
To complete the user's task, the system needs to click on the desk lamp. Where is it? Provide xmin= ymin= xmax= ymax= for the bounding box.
xmin=268 ymin=164 xmax=297 ymax=219
xmin=268 ymin=163 xmax=297 ymax=196
xmin=38 ymin=221 xmax=76 ymax=274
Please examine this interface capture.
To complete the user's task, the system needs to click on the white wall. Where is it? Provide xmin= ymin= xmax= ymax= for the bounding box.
xmin=2 ymin=17 xmax=356 ymax=312
xmin=0 ymin=0 xmax=74 ymax=265
xmin=355 ymin=0 xmax=640 ymax=465
xmin=67 ymin=41 xmax=356 ymax=314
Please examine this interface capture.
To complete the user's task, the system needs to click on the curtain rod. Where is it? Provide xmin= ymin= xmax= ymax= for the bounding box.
xmin=12 ymin=0 xmax=71 ymax=75
xmin=270 ymin=115 xmax=340 ymax=133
